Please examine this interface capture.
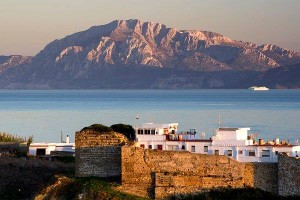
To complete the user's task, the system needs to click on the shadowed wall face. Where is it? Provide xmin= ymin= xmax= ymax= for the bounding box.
xmin=278 ymin=155 xmax=300 ymax=196
xmin=75 ymin=130 xmax=129 ymax=177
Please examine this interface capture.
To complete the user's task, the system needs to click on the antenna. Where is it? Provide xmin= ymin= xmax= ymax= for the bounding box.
xmin=218 ymin=114 xmax=221 ymax=129
xmin=61 ymin=131 xmax=65 ymax=143
xmin=135 ymin=113 xmax=139 ymax=140
xmin=135 ymin=112 xmax=139 ymax=129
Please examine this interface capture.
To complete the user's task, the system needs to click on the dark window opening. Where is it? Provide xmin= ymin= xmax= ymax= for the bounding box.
xmin=262 ymin=150 xmax=270 ymax=157
xmin=249 ymin=150 xmax=255 ymax=156
xmin=228 ymin=150 xmax=232 ymax=156
xmin=215 ymin=150 xmax=219 ymax=155
xmin=138 ymin=130 xmax=143 ymax=135
xmin=204 ymin=146 xmax=208 ymax=152
xmin=36 ymin=149 xmax=46 ymax=156
xmin=191 ymin=145 xmax=195 ymax=152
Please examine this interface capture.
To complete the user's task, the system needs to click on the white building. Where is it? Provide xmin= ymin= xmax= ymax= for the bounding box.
xmin=29 ymin=135 xmax=75 ymax=156
xmin=136 ymin=123 xmax=300 ymax=163
xmin=136 ymin=123 xmax=211 ymax=153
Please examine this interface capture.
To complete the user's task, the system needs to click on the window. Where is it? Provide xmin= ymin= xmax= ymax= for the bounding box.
xmin=182 ymin=145 xmax=185 ymax=150
xmin=275 ymin=151 xmax=279 ymax=155
xmin=204 ymin=146 xmax=208 ymax=152
xmin=215 ymin=150 xmax=219 ymax=155
xmin=249 ymin=150 xmax=255 ymax=156
xmin=262 ymin=150 xmax=270 ymax=157
xmin=140 ymin=144 xmax=145 ymax=149
xmin=228 ymin=150 xmax=232 ymax=156
xmin=151 ymin=130 xmax=155 ymax=135
xmin=36 ymin=149 xmax=46 ymax=156
xmin=168 ymin=145 xmax=178 ymax=151
xmin=191 ymin=145 xmax=196 ymax=152
xmin=157 ymin=145 xmax=163 ymax=150
xmin=238 ymin=150 xmax=243 ymax=155
xmin=138 ymin=129 xmax=143 ymax=135
xmin=148 ymin=145 xmax=152 ymax=149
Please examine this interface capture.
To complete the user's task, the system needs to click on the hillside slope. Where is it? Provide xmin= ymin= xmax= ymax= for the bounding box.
xmin=1 ymin=19 xmax=299 ymax=89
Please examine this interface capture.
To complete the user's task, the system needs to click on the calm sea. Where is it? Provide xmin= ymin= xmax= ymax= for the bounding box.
xmin=0 ymin=89 xmax=299 ymax=143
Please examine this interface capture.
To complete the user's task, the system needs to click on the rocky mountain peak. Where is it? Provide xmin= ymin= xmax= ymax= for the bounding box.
xmin=0 ymin=55 xmax=32 ymax=73
xmin=1 ymin=19 xmax=300 ymax=89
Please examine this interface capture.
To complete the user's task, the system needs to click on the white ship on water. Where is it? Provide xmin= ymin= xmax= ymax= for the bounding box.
xmin=248 ymin=86 xmax=269 ymax=91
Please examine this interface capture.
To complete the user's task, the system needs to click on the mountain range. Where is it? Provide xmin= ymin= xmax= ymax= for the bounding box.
xmin=1 ymin=19 xmax=300 ymax=89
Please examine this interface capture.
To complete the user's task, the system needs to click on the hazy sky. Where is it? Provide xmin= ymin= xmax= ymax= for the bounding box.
xmin=1 ymin=0 xmax=300 ymax=56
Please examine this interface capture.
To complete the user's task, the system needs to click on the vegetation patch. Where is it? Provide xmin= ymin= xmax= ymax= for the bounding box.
xmin=81 ymin=123 xmax=135 ymax=142
xmin=35 ymin=176 xmax=149 ymax=200
xmin=81 ymin=124 xmax=113 ymax=133
xmin=111 ymin=124 xmax=135 ymax=141
xmin=0 ymin=132 xmax=33 ymax=144
xmin=0 ymin=157 xmax=75 ymax=200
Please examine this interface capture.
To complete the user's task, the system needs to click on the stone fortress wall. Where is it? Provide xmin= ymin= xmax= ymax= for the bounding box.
xmin=121 ymin=146 xmax=278 ymax=199
xmin=75 ymin=132 xmax=299 ymax=199
xmin=278 ymin=154 xmax=300 ymax=196
xmin=75 ymin=130 xmax=129 ymax=177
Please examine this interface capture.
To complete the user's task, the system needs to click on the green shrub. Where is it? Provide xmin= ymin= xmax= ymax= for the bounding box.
xmin=27 ymin=135 xmax=34 ymax=146
xmin=110 ymin=124 xmax=135 ymax=141
xmin=81 ymin=124 xmax=113 ymax=133
xmin=0 ymin=132 xmax=27 ymax=143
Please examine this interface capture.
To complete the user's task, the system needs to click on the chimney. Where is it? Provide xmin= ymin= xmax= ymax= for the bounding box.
xmin=66 ymin=135 xmax=70 ymax=144
xmin=259 ymin=139 xmax=264 ymax=145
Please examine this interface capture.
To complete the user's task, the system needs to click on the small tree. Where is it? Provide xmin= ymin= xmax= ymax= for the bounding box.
xmin=27 ymin=135 xmax=34 ymax=147
xmin=110 ymin=124 xmax=135 ymax=141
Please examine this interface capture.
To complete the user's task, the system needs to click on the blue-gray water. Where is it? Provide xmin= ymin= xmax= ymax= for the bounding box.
xmin=0 ymin=89 xmax=299 ymax=143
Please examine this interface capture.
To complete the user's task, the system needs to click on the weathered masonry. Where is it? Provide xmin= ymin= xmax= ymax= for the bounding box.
xmin=75 ymin=130 xmax=129 ymax=177
xmin=278 ymin=154 xmax=300 ymax=196
xmin=121 ymin=146 xmax=278 ymax=199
